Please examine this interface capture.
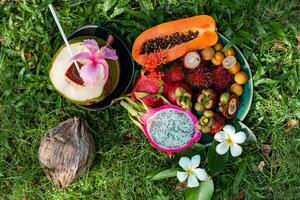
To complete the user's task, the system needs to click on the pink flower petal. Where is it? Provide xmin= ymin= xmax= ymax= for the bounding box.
xmin=71 ymin=52 xmax=91 ymax=61
xmin=97 ymin=59 xmax=109 ymax=83
xmin=82 ymin=39 xmax=99 ymax=54
xmin=79 ymin=63 xmax=100 ymax=85
xmin=97 ymin=46 xmax=118 ymax=60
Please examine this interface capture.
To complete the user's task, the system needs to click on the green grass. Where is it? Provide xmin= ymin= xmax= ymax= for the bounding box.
xmin=0 ymin=0 xmax=300 ymax=199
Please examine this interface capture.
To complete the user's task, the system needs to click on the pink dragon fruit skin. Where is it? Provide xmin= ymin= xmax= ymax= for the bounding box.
xmin=140 ymin=105 xmax=202 ymax=155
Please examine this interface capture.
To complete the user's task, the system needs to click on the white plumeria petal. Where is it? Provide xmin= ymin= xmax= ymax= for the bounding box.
xmin=233 ymin=131 xmax=246 ymax=144
xmin=179 ymin=157 xmax=191 ymax=170
xmin=177 ymin=171 xmax=188 ymax=182
xmin=230 ymin=143 xmax=243 ymax=157
xmin=214 ymin=131 xmax=226 ymax=143
xmin=216 ymin=142 xmax=230 ymax=155
xmin=193 ymin=168 xmax=208 ymax=181
xmin=190 ymin=155 xmax=201 ymax=169
xmin=187 ymin=175 xmax=199 ymax=188
xmin=223 ymin=125 xmax=235 ymax=135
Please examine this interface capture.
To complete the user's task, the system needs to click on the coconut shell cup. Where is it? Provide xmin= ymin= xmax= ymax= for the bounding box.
xmin=50 ymin=25 xmax=136 ymax=111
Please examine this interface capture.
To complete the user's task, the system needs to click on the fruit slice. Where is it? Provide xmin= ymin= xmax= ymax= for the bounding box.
xmin=219 ymin=92 xmax=240 ymax=119
xmin=132 ymin=15 xmax=218 ymax=65
xmin=50 ymin=37 xmax=120 ymax=105
xmin=120 ymin=98 xmax=202 ymax=155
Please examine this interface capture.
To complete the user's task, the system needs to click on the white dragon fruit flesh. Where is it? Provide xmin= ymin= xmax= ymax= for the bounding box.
xmin=120 ymin=98 xmax=201 ymax=155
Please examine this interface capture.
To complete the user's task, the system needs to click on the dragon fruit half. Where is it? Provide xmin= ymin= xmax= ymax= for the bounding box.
xmin=120 ymin=98 xmax=202 ymax=155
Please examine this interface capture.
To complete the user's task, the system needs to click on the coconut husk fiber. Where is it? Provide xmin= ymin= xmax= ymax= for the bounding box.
xmin=38 ymin=117 xmax=95 ymax=189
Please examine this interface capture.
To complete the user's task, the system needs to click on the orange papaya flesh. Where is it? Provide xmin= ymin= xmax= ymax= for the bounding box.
xmin=132 ymin=15 xmax=218 ymax=65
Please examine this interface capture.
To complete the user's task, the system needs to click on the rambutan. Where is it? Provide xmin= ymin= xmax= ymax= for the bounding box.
xmin=185 ymin=61 xmax=213 ymax=89
xmin=212 ymin=65 xmax=234 ymax=91
xmin=163 ymin=62 xmax=185 ymax=83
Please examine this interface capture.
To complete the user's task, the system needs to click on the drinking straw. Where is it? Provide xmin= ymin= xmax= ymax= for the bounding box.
xmin=48 ymin=4 xmax=81 ymax=73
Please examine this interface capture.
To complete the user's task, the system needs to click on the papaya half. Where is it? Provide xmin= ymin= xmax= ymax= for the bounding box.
xmin=132 ymin=15 xmax=218 ymax=65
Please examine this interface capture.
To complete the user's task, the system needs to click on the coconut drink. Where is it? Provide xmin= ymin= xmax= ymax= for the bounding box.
xmin=50 ymin=36 xmax=120 ymax=105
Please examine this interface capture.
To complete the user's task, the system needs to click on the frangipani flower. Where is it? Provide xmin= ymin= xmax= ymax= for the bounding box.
xmin=214 ymin=125 xmax=246 ymax=157
xmin=71 ymin=39 xmax=118 ymax=85
xmin=177 ymin=155 xmax=208 ymax=188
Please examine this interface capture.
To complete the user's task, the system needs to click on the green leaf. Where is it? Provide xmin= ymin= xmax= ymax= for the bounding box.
xmin=172 ymin=144 xmax=206 ymax=168
xmin=236 ymin=121 xmax=257 ymax=144
xmin=175 ymin=144 xmax=206 ymax=161
xmin=233 ymin=160 xmax=247 ymax=194
xmin=207 ymin=142 xmax=229 ymax=177
xmin=146 ymin=168 xmax=178 ymax=181
xmin=184 ymin=177 xmax=214 ymax=200
xmin=103 ymin=0 xmax=118 ymax=12
xmin=268 ymin=21 xmax=286 ymax=37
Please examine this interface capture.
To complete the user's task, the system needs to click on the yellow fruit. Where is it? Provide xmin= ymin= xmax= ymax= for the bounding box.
xmin=228 ymin=62 xmax=241 ymax=74
xmin=223 ymin=48 xmax=235 ymax=56
xmin=213 ymin=43 xmax=223 ymax=51
xmin=230 ymin=83 xmax=243 ymax=96
xmin=234 ymin=71 xmax=248 ymax=84
xmin=214 ymin=52 xmax=225 ymax=61
xmin=211 ymin=57 xmax=222 ymax=66
xmin=201 ymin=47 xmax=215 ymax=60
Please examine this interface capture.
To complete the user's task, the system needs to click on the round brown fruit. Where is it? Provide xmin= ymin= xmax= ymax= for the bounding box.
xmin=213 ymin=43 xmax=223 ymax=51
xmin=211 ymin=57 xmax=222 ymax=66
xmin=234 ymin=71 xmax=248 ymax=84
xmin=230 ymin=83 xmax=243 ymax=96
xmin=214 ymin=52 xmax=225 ymax=62
xmin=223 ymin=47 xmax=235 ymax=56
xmin=228 ymin=62 xmax=241 ymax=74
xmin=201 ymin=47 xmax=215 ymax=60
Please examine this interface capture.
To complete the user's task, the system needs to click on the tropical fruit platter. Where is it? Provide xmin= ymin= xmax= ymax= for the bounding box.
xmin=44 ymin=12 xmax=256 ymax=198
xmin=121 ymin=15 xmax=253 ymax=152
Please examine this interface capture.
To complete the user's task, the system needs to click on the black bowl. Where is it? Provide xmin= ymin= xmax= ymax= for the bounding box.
xmin=68 ymin=25 xmax=136 ymax=111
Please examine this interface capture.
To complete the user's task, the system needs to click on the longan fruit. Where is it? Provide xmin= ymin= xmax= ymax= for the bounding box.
xmin=230 ymin=83 xmax=243 ymax=96
xmin=228 ymin=62 xmax=241 ymax=74
xmin=214 ymin=52 xmax=225 ymax=61
xmin=234 ymin=71 xmax=248 ymax=84
xmin=223 ymin=47 xmax=235 ymax=56
xmin=211 ymin=57 xmax=222 ymax=66
xmin=201 ymin=47 xmax=215 ymax=60
xmin=213 ymin=43 xmax=223 ymax=51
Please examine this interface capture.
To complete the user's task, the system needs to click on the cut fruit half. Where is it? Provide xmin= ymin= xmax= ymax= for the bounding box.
xmin=50 ymin=37 xmax=120 ymax=105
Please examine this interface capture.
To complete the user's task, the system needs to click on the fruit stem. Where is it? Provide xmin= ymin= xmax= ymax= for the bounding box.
xmin=120 ymin=101 xmax=139 ymax=117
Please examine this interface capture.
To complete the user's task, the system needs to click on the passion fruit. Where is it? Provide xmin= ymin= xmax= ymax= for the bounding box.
xmin=234 ymin=71 xmax=248 ymax=84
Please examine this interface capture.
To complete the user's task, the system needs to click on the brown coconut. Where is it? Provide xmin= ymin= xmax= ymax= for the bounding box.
xmin=38 ymin=117 xmax=95 ymax=189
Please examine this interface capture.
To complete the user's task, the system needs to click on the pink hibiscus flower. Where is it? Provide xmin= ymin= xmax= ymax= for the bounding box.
xmin=71 ymin=39 xmax=118 ymax=85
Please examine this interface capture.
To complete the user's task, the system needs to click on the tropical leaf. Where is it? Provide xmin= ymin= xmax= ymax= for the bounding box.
xmin=184 ymin=177 xmax=214 ymax=200
xmin=146 ymin=168 xmax=179 ymax=180
xmin=207 ymin=142 xmax=229 ymax=177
